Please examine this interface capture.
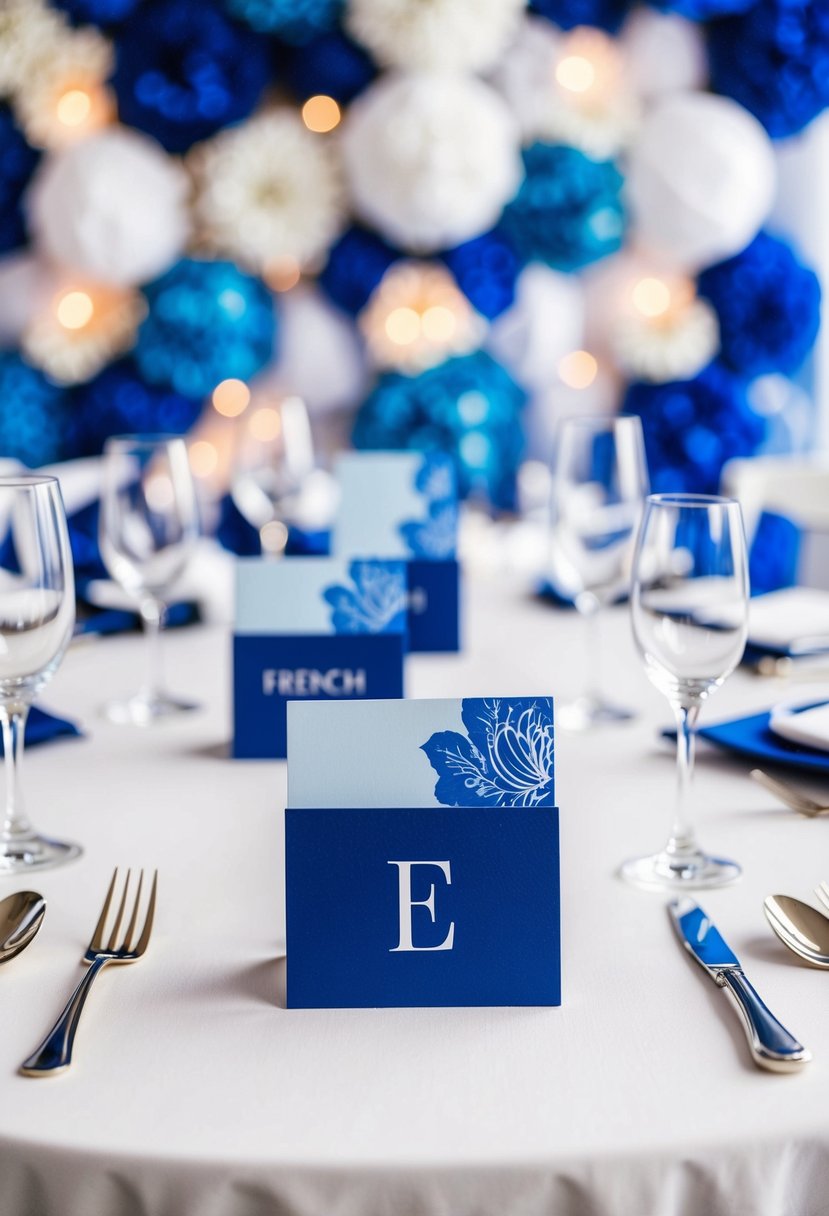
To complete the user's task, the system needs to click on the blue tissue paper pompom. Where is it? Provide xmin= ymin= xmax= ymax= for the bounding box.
xmin=353 ymin=351 xmax=526 ymax=510
xmin=708 ymin=0 xmax=829 ymax=138
xmin=530 ymin=0 xmax=631 ymax=32
xmin=134 ymin=259 xmax=276 ymax=400
xmin=748 ymin=511 xmax=801 ymax=596
xmin=281 ymin=29 xmax=376 ymax=102
xmin=225 ymin=0 xmax=342 ymax=43
xmin=319 ymin=227 xmax=400 ymax=316
xmin=698 ymin=232 xmax=821 ymax=378
xmin=52 ymin=0 xmax=142 ymax=24
xmin=441 ymin=231 xmax=521 ymax=322
xmin=647 ymin=0 xmax=753 ymax=20
xmin=72 ymin=359 xmax=203 ymax=455
xmin=0 ymin=354 xmax=76 ymax=466
xmin=0 ymin=107 xmax=40 ymax=255
xmin=623 ymin=363 xmax=766 ymax=495
xmin=112 ymin=0 xmax=272 ymax=153
xmin=499 ymin=144 xmax=624 ymax=273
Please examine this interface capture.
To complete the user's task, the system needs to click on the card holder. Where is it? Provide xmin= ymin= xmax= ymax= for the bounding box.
xmin=407 ymin=559 xmax=461 ymax=653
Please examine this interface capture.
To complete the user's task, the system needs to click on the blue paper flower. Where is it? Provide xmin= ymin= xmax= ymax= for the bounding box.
xmin=0 ymin=354 xmax=76 ymax=466
xmin=319 ymin=226 xmax=400 ymax=316
xmin=441 ymin=230 xmax=520 ymax=322
xmin=422 ymin=698 xmax=556 ymax=808
xmin=499 ymin=144 xmax=625 ymax=273
xmin=225 ymin=0 xmax=342 ymax=43
xmin=398 ymin=454 xmax=458 ymax=560
xmin=353 ymin=351 xmax=526 ymax=510
xmin=71 ymin=360 xmax=203 ymax=455
xmin=530 ymin=0 xmax=631 ymax=33
xmin=708 ymin=0 xmax=829 ymax=139
xmin=647 ymin=0 xmax=753 ymax=19
xmin=281 ymin=29 xmax=376 ymax=102
xmin=623 ymin=363 xmax=767 ymax=495
xmin=0 ymin=107 xmax=40 ymax=255
xmin=323 ymin=560 xmax=408 ymax=633
xmin=112 ymin=0 xmax=272 ymax=153
xmin=134 ymin=259 xmax=275 ymax=400
xmin=748 ymin=510 xmax=801 ymax=596
xmin=52 ymin=0 xmax=142 ymax=24
xmin=698 ymin=232 xmax=821 ymax=378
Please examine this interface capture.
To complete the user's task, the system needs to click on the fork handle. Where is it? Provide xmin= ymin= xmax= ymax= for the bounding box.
xmin=19 ymin=957 xmax=110 ymax=1076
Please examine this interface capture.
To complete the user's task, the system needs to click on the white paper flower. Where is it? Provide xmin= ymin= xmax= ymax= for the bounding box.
xmin=611 ymin=292 xmax=719 ymax=383
xmin=13 ymin=26 xmax=115 ymax=150
xmin=621 ymin=9 xmax=707 ymax=99
xmin=190 ymin=109 xmax=345 ymax=275
xmin=345 ymin=0 xmax=524 ymax=72
xmin=494 ymin=18 xmax=639 ymax=160
xmin=267 ymin=284 xmax=368 ymax=415
xmin=0 ymin=0 xmax=66 ymax=98
xmin=341 ymin=72 xmax=523 ymax=253
xmin=487 ymin=264 xmax=585 ymax=391
xmin=22 ymin=281 xmax=146 ymax=385
xmin=0 ymin=253 xmax=58 ymax=347
xmin=626 ymin=93 xmax=776 ymax=271
xmin=26 ymin=126 xmax=191 ymax=288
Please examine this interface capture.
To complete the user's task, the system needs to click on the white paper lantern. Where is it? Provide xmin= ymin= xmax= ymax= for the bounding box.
xmin=267 ymin=285 xmax=368 ymax=416
xmin=621 ymin=9 xmax=707 ymax=99
xmin=26 ymin=126 xmax=191 ymax=288
xmin=345 ymin=0 xmax=524 ymax=73
xmin=340 ymin=72 xmax=523 ymax=253
xmin=626 ymin=93 xmax=776 ymax=271
xmin=487 ymin=264 xmax=586 ymax=390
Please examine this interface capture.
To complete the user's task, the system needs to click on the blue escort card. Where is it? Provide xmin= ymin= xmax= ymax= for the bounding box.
xmin=285 ymin=697 xmax=560 ymax=1008
xmin=332 ymin=452 xmax=461 ymax=653
xmin=233 ymin=557 xmax=406 ymax=760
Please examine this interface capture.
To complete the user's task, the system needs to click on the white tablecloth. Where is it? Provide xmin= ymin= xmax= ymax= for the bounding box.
xmin=1 ymin=573 xmax=828 ymax=1216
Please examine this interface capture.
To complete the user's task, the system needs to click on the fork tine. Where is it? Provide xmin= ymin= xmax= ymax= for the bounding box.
xmin=123 ymin=870 xmax=144 ymax=952
xmin=89 ymin=869 xmax=119 ymax=952
xmin=815 ymin=882 xmax=829 ymax=914
xmin=133 ymin=870 xmax=157 ymax=957
xmin=106 ymin=869 xmax=131 ymax=951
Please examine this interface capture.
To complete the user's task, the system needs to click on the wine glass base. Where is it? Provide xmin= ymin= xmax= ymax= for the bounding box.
xmin=0 ymin=834 xmax=82 ymax=874
xmin=619 ymin=849 xmax=741 ymax=891
xmin=557 ymin=695 xmax=636 ymax=732
xmin=101 ymin=691 xmax=200 ymax=726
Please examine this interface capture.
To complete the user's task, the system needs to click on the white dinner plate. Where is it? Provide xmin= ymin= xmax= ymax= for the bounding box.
xmin=769 ymin=700 xmax=829 ymax=753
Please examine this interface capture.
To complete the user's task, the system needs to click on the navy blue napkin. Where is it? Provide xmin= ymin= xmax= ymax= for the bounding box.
xmin=663 ymin=704 xmax=829 ymax=775
xmin=0 ymin=707 xmax=83 ymax=754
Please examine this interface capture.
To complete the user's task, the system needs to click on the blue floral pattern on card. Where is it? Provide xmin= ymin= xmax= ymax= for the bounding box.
xmin=398 ymin=453 xmax=458 ymax=560
xmin=323 ymin=560 xmax=407 ymax=634
xmin=421 ymin=698 xmax=555 ymax=808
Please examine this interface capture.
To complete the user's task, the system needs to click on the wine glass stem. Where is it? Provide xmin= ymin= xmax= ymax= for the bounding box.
xmin=670 ymin=702 xmax=701 ymax=855
xmin=583 ymin=604 xmax=602 ymax=704
xmin=1 ymin=705 xmax=31 ymax=841
xmin=140 ymin=598 xmax=165 ymax=701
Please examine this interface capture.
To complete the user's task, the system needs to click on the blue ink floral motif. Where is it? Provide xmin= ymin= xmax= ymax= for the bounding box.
xmin=398 ymin=453 xmax=458 ymax=560
xmin=323 ymin=560 xmax=407 ymax=634
xmin=422 ymin=698 xmax=555 ymax=808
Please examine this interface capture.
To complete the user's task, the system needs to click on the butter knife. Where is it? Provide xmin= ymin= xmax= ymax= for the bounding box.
xmin=668 ymin=898 xmax=811 ymax=1073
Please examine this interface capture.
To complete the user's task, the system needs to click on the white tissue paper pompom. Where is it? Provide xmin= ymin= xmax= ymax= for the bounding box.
xmin=267 ymin=285 xmax=368 ymax=416
xmin=488 ymin=264 xmax=585 ymax=391
xmin=26 ymin=126 xmax=191 ymax=288
xmin=22 ymin=282 xmax=145 ymax=385
xmin=190 ymin=110 xmax=345 ymax=275
xmin=626 ymin=93 xmax=776 ymax=271
xmin=14 ymin=26 xmax=114 ymax=150
xmin=345 ymin=0 xmax=524 ymax=72
xmin=610 ymin=292 xmax=719 ymax=383
xmin=341 ymin=72 xmax=523 ymax=253
xmin=0 ymin=254 xmax=58 ymax=347
xmin=494 ymin=17 xmax=639 ymax=159
xmin=0 ymin=0 xmax=66 ymax=97
xmin=621 ymin=9 xmax=707 ymax=99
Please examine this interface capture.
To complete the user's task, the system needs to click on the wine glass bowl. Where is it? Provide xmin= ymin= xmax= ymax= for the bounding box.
xmin=231 ymin=394 xmax=314 ymax=558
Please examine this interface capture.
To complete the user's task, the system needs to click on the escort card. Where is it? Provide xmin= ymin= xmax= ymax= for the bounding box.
xmin=332 ymin=452 xmax=461 ymax=653
xmin=285 ymin=697 xmax=560 ymax=1008
xmin=233 ymin=558 xmax=406 ymax=760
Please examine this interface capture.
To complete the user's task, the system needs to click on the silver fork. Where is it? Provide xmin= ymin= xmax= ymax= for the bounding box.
xmin=750 ymin=769 xmax=829 ymax=818
xmin=815 ymin=882 xmax=829 ymax=914
xmin=20 ymin=868 xmax=157 ymax=1077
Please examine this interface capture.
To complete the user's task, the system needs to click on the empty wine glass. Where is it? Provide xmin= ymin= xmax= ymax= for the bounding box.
xmin=550 ymin=415 xmax=649 ymax=730
xmin=231 ymin=394 xmax=314 ymax=558
xmin=621 ymin=493 xmax=749 ymax=890
xmin=99 ymin=435 xmax=199 ymax=725
xmin=0 ymin=476 xmax=80 ymax=872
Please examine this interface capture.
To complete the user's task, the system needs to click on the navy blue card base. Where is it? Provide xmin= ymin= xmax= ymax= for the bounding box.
xmin=285 ymin=805 xmax=560 ymax=1008
xmin=408 ymin=560 xmax=460 ymax=653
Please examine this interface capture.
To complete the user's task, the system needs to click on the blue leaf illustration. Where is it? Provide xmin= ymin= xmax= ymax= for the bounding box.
xmin=398 ymin=453 xmax=458 ymax=559
xmin=323 ymin=560 xmax=407 ymax=634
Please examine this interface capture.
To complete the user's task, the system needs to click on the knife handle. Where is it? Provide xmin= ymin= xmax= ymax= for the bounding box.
xmin=719 ymin=969 xmax=811 ymax=1073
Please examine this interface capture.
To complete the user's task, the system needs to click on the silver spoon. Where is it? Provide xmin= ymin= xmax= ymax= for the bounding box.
xmin=0 ymin=891 xmax=46 ymax=966
xmin=750 ymin=769 xmax=829 ymax=818
xmin=764 ymin=894 xmax=829 ymax=969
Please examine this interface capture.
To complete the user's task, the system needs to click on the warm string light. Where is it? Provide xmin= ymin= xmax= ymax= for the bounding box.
xmin=630 ymin=275 xmax=695 ymax=326
xmin=263 ymin=257 xmax=301 ymax=293
xmin=212 ymin=378 xmax=251 ymax=418
xmin=301 ymin=95 xmax=341 ymax=133
xmin=249 ymin=406 xmax=282 ymax=443
xmin=56 ymin=290 xmax=94 ymax=331
xmin=552 ymin=28 xmax=623 ymax=113
xmin=557 ymin=349 xmax=598 ymax=389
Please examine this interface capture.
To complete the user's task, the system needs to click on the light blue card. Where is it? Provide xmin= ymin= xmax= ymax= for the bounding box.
xmin=332 ymin=452 xmax=458 ymax=560
xmin=235 ymin=556 xmax=408 ymax=635
xmin=287 ymin=697 xmax=555 ymax=809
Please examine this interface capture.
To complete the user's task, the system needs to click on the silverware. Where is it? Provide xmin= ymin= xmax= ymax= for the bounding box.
xmin=750 ymin=768 xmax=829 ymax=817
xmin=669 ymin=897 xmax=811 ymax=1073
xmin=764 ymin=894 xmax=829 ymax=969
xmin=20 ymin=868 xmax=156 ymax=1077
xmin=749 ymin=656 xmax=829 ymax=680
xmin=0 ymin=891 xmax=45 ymax=966
xmin=816 ymin=881 xmax=829 ymax=915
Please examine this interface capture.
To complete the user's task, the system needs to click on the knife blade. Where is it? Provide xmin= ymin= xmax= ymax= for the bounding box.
xmin=668 ymin=898 xmax=811 ymax=1073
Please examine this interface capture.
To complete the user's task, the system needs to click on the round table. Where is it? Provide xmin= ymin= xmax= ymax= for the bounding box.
xmin=1 ymin=572 xmax=827 ymax=1216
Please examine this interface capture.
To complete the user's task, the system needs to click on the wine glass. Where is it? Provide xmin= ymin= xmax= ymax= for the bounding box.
xmin=0 ymin=476 xmax=80 ymax=872
xmin=550 ymin=415 xmax=649 ymax=730
xmin=99 ymin=435 xmax=199 ymax=725
xmin=621 ymin=493 xmax=749 ymax=890
xmin=231 ymin=394 xmax=314 ymax=558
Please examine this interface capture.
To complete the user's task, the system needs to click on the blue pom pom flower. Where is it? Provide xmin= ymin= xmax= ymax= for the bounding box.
xmin=530 ymin=0 xmax=631 ymax=33
xmin=135 ymin=259 xmax=275 ymax=399
xmin=499 ymin=143 xmax=624 ymax=272
xmin=225 ymin=0 xmax=342 ymax=43
xmin=698 ymin=232 xmax=821 ymax=378
xmin=319 ymin=226 xmax=400 ymax=316
xmin=72 ymin=360 xmax=203 ymax=455
xmin=0 ymin=107 xmax=39 ymax=255
xmin=647 ymin=0 xmax=753 ymax=19
xmin=281 ymin=30 xmax=376 ymax=102
xmin=0 ymin=354 xmax=75 ymax=466
xmin=51 ymin=0 xmax=142 ymax=24
xmin=441 ymin=230 xmax=520 ymax=322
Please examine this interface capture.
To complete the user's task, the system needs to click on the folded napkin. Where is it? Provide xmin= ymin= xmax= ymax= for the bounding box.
xmin=747 ymin=587 xmax=829 ymax=656
xmin=769 ymin=701 xmax=829 ymax=753
xmin=0 ymin=707 xmax=83 ymax=754
xmin=663 ymin=705 xmax=829 ymax=775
